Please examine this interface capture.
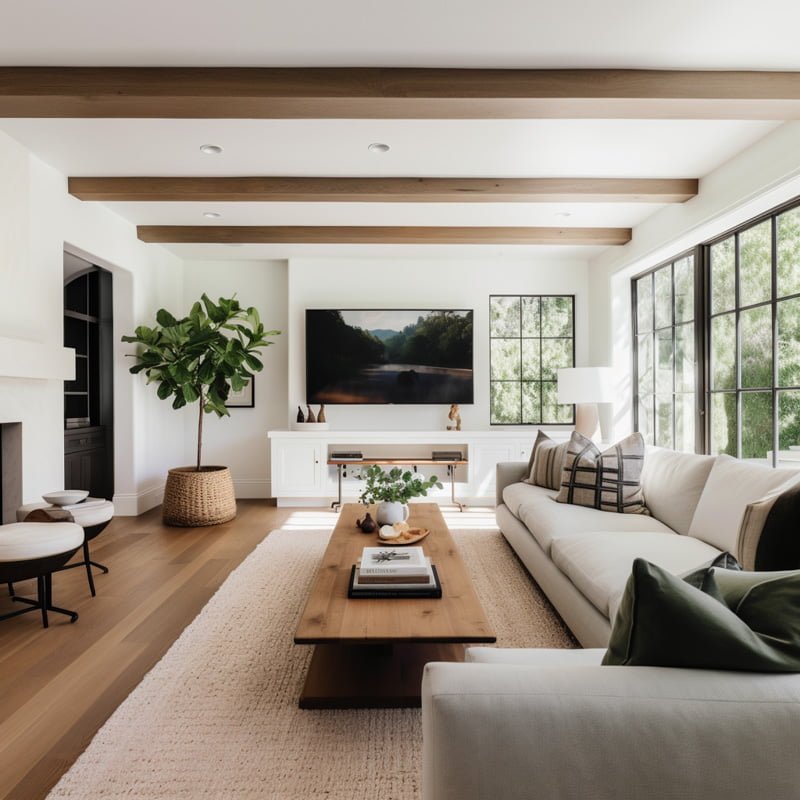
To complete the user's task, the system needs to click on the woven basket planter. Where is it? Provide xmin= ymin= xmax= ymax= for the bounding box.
xmin=162 ymin=466 xmax=237 ymax=527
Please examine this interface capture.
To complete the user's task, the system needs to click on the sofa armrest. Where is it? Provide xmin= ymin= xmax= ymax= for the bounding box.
xmin=495 ymin=462 xmax=528 ymax=507
xmin=422 ymin=661 xmax=800 ymax=800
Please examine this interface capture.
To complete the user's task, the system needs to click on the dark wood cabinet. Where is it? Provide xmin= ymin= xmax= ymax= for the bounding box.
xmin=64 ymin=426 xmax=110 ymax=500
xmin=63 ymin=263 xmax=114 ymax=499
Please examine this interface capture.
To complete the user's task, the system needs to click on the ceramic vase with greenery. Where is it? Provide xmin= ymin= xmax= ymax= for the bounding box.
xmin=359 ymin=465 xmax=443 ymax=525
xmin=122 ymin=294 xmax=279 ymax=525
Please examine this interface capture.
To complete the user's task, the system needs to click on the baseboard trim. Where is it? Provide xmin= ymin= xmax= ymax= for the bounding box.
xmin=113 ymin=483 xmax=165 ymax=516
xmin=233 ymin=479 xmax=271 ymax=499
xmin=114 ymin=480 xmax=271 ymax=516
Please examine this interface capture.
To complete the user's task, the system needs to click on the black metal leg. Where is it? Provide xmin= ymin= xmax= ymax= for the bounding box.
xmin=39 ymin=574 xmax=49 ymax=628
xmin=44 ymin=572 xmax=78 ymax=623
xmin=52 ymin=538 xmax=108 ymax=595
xmin=450 ymin=465 xmax=464 ymax=511
xmin=331 ymin=464 xmax=343 ymax=511
xmin=7 ymin=582 xmax=14 ymax=597
xmin=83 ymin=541 xmax=96 ymax=597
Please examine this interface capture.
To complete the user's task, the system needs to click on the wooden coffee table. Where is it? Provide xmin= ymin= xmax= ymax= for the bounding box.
xmin=294 ymin=503 xmax=496 ymax=709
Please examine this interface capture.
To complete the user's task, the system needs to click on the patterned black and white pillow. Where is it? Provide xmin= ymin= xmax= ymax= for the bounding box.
xmin=555 ymin=431 xmax=649 ymax=515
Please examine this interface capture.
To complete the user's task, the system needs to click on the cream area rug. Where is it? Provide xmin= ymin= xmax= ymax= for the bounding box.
xmin=49 ymin=524 xmax=575 ymax=799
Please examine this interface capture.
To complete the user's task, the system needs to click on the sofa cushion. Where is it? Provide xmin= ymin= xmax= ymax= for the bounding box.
xmin=640 ymin=447 xmax=715 ymax=534
xmin=518 ymin=495 xmax=672 ymax=556
xmin=551 ymin=531 xmax=721 ymax=619
xmin=556 ymin=431 xmax=648 ymax=514
xmin=688 ymin=454 xmax=800 ymax=558
xmin=466 ymin=647 xmax=603 ymax=666
xmin=524 ymin=431 xmax=569 ymax=490
xmin=502 ymin=481 xmax=556 ymax=519
xmin=603 ymin=559 xmax=800 ymax=672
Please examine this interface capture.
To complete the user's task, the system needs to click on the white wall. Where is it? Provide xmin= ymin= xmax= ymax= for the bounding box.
xmin=181 ymin=260 xmax=288 ymax=498
xmin=288 ymin=257 xmax=590 ymax=432
xmin=588 ymin=121 xmax=800 ymax=442
xmin=0 ymin=129 xmax=185 ymax=513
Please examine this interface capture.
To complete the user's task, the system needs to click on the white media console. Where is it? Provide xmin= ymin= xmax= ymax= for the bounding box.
xmin=267 ymin=429 xmax=568 ymax=507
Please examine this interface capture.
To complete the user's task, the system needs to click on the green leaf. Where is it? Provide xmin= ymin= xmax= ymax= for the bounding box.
xmin=157 ymin=381 xmax=173 ymax=400
xmin=201 ymin=293 xmax=226 ymax=323
xmin=197 ymin=358 xmax=216 ymax=384
xmin=182 ymin=384 xmax=200 ymax=403
xmin=156 ymin=308 xmax=178 ymax=328
xmin=243 ymin=353 xmax=263 ymax=371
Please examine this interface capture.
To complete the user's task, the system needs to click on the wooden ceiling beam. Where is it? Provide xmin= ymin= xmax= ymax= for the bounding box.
xmin=136 ymin=225 xmax=631 ymax=246
xmin=69 ymin=176 xmax=698 ymax=203
xmin=1 ymin=68 xmax=800 ymax=119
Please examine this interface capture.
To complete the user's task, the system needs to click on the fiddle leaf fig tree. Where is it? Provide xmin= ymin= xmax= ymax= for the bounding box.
xmin=122 ymin=294 xmax=279 ymax=471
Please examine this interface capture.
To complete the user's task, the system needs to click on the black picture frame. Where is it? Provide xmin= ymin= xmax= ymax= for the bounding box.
xmin=225 ymin=379 xmax=255 ymax=408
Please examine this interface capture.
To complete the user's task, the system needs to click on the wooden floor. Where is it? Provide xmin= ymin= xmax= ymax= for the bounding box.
xmin=0 ymin=500 xmax=303 ymax=800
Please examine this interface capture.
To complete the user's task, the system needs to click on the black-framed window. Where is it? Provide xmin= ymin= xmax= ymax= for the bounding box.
xmin=632 ymin=253 xmax=698 ymax=451
xmin=631 ymin=196 xmax=800 ymax=464
xmin=489 ymin=295 xmax=575 ymax=425
xmin=708 ymin=205 xmax=800 ymax=462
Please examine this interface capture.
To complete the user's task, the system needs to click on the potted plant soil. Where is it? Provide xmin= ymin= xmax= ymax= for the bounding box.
xmin=359 ymin=465 xmax=443 ymax=525
xmin=122 ymin=294 xmax=279 ymax=526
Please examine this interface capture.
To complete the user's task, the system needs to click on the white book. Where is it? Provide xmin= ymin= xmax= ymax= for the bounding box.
xmin=359 ymin=546 xmax=429 ymax=576
xmin=353 ymin=559 xmax=435 ymax=590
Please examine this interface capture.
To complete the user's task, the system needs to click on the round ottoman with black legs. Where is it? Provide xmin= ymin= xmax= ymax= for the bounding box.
xmin=18 ymin=500 xmax=114 ymax=597
xmin=0 ymin=522 xmax=83 ymax=627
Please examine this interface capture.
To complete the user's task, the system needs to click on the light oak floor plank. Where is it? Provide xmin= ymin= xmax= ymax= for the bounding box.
xmin=0 ymin=501 xmax=299 ymax=800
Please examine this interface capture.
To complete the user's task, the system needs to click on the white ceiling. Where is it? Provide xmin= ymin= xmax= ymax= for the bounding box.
xmin=2 ymin=0 xmax=800 ymax=69
xmin=2 ymin=0 xmax=798 ymax=260
xmin=0 ymin=119 xmax=778 ymax=179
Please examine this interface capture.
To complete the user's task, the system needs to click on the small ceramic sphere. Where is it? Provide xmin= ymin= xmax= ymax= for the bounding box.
xmin=379 ymin=524 xmax=401 ymax=540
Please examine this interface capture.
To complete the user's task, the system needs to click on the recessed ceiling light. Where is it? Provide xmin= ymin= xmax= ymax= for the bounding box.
xmin=555 ymin=211 xmax=572 ymax=219
xmin=199 ymin=144 xmax=223 ymax=155
xmin=203 ymin=211 xmax=222 ymax=219
xmin=368 ymin=142 xmax=390 ymax=153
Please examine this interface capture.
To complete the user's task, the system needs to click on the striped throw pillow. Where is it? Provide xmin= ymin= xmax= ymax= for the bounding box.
xmin=524 ymin=431 xmax=568 ymax=491
xmin=556 ymin=431 xmax=649 ymax=514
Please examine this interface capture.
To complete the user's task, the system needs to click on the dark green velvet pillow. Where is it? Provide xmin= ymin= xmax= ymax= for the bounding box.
xmin=603 ymin=558 xmax=800 ymax=672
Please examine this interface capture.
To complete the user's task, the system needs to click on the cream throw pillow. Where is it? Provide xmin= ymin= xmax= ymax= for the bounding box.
xmin=688 ymin=454 xmax=800 ymax=558
xmin=556 ymin=431 xmax=649 ymax=514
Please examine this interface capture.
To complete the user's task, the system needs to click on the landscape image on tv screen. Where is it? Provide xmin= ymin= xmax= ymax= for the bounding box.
xmin=306 ymin=309 xmax=474 ymax=405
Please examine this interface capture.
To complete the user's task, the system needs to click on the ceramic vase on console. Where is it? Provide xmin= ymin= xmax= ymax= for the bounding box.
xmin=376 ymin=501 xmax=409 ymax=526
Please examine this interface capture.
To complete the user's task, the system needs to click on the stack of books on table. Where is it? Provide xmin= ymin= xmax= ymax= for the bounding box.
xmin=349 ymin=546 xmax=442 ymax=599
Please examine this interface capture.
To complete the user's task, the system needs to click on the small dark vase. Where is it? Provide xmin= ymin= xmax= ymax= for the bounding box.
xmin=357 ymin=512 xmax=377 ymax=533
xmin=296 ymin=406 xmax=305 ymax=423
xmin=306 ymin=405 xmax=316 ymax=423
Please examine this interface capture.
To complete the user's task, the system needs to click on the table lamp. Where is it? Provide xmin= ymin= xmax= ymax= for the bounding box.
xmin=557 ymin=367 xmax=615 ymax=440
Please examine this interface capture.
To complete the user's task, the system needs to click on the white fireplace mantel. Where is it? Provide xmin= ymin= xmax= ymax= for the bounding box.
xmin=0 ymin=336 xmax=75 ymax=381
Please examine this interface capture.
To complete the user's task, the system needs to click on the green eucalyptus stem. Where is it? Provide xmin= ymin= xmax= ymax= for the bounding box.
xmin=359 ymin=465 xmax=443 ymax=505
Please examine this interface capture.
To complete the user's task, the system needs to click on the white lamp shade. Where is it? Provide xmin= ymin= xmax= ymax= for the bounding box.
xmin=557 ymin=367 xmax=616 ymax=405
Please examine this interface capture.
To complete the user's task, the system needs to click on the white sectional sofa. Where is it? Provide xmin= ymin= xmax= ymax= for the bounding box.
xmin=495 ymin=447 xmax=800 ymax=647
xmin=422 ymin=447 xmax=800 ymax=800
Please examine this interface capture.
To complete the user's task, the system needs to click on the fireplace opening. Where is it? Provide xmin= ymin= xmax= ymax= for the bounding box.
xmin=1 ymin=423 xmax=22 ymax=524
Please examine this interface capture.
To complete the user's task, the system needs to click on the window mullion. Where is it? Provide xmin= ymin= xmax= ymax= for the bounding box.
xmin=771 ymin=217 xmax=779 ymax=467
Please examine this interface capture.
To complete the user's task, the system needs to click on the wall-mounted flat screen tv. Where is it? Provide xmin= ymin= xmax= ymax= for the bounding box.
xmin=306 ymin=309 xmax=474 ymax=405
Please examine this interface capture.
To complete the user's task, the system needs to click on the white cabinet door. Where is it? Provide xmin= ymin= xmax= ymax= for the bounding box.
xmin=273 ymin=441 xmax=323 ymax=496
xmin=470 ymin=440 xmax=520 ymax=499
